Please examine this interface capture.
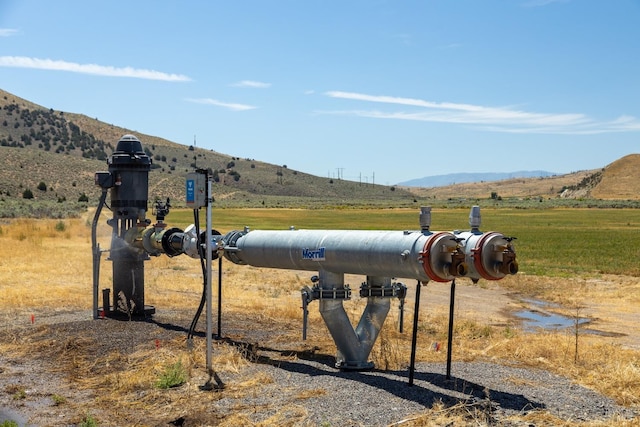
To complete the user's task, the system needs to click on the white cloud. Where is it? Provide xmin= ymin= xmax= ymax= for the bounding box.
xmin=186 ymin=97 xmax=257 ymax=111
xmin=0 ymin=56 xmax=191 ymax=81
xmin=230 ymin=80 xmax=271 ymax=88
xmin=0 ymin=29 xmax=19 ymax=37
xmin=323 ymin=90 xmax=640 ymax=135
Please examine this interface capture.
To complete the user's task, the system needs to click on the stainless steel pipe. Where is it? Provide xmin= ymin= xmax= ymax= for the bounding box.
xmin=223 ymin=228 xmax=467 ymax=283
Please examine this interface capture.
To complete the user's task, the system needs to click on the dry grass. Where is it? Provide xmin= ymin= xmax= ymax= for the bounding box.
xmin=2 ymin=215 xmax=640 ymax=425
xmin=0 ymin=217 xmax=93 ymax=314
xmin=592 ymin=154 xmax=640 ymax=200
xmin=394 ymin=403 xmax=640 ymax=427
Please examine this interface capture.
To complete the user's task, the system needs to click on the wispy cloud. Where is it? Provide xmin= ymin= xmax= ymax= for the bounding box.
xmin=186 ymin=97 xmax=257 ymax=111
xmin=0 ymin=56 xmax=191 ymax=81
xmin=230 ymin=80 xmax=271 ymax=88
xmin=0 ymin=28 xmax=19 ymax=37
xmin=323 ymin=90 xmax=640 ymax=135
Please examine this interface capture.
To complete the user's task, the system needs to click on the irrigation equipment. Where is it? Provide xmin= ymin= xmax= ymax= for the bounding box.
xmin=219 ymin=206 xmax=517 ymax=370
xmin=92 ymin=134 xmax=518 ymax=373
xmin=92 ymin=135 xmax=207 ymax=319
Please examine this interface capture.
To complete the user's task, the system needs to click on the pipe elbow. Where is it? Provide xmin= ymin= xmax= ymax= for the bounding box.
xmin=452 ymin=261 xmax=469 ymax=277
xmin=499 ymin=256 xmax=518 ymax=275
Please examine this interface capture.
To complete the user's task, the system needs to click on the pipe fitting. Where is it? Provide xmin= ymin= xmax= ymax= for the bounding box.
xmin=449 ymin=249 xmax=468 ymax=277
xmin=456 ymin=231 xmax=518 ymax=281
xmin=420 ymin=232 xmax=468 ymax=282
xmin=499 ymin=250 xmax=519 ymax=275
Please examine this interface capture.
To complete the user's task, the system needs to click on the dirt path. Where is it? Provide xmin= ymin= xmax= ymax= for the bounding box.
xmin=417 ymin=280 xmax=518 ymax=325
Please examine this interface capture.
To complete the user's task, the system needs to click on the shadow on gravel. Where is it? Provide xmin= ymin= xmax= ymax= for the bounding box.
xmin=219 ymin=337 xmax=544 ymax=415
xmin=147 ymin=319 xmax=544 ymax=415
xmin=399 ymin=370 xmax=544 ymax=413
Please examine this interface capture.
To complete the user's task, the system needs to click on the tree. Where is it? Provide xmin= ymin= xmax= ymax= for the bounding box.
xmin=37 ymin=181 xmax=47 ymax=191
xmin=78 ymin=193 xmax=89 ymax=202
xmin=22 ymin=189 xmax=34 ymax=199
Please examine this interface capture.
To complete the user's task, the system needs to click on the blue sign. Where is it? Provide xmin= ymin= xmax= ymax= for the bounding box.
xmin=186 ymin=179 xmax=195 ymax=204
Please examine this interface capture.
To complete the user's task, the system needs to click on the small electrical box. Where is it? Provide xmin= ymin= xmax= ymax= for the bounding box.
xmin=186 ymin=172 xmax=207 ymax=208
xmin=94 ymin=171 xmax=114 ymax=189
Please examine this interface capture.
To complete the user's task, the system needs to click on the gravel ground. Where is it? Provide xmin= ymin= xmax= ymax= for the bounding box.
xmin=0 ymin=309 xmax=637 ymax=426
xmin=217 ymin=356 xmax=635 ymax=426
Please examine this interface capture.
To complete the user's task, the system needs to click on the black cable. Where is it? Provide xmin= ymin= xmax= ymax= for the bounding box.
xmin=187 ymin=208 xmax=208 ymax=341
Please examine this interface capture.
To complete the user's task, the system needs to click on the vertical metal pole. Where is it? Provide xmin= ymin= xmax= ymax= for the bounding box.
xmin=205 ymin=171 xmax=213 ymax=376
xmin=217 ymin=256 xmax=222 ymax=338
xmin=302 ymin=293 xmax=308 ymax=340
xmin=408 ymin=280 xmax=421 ymax=386
xmin=399 ymin=299 xmax=404 ymax=333
xmin=446 ymin=279 xmax=456 ymax=380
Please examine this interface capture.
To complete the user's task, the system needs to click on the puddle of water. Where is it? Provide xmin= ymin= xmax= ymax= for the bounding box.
xmin=515 ymin=309 xmax=589 ymax=332
xmin=515 ymin=298 xmax=590 ymax=333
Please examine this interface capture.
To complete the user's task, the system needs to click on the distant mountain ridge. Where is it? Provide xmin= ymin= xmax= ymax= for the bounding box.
xmin=399 ymin=171 xmax=559 ymax=188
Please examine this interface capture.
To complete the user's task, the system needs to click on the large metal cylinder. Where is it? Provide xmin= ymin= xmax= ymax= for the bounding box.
xmin=223 ymin=228 xmax=468 ymax=283
xmin=218 ymin=206 xmax=517 ymax=370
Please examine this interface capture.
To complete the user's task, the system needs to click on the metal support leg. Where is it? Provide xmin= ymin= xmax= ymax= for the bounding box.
xmin=446 ymin=279 xmax=456 ymax=380
xmin=409 ymin=280 xmax=422 ymax=386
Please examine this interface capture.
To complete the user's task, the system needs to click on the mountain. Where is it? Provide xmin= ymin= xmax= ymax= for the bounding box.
xmin=0 ymin=88 xmax=416 ymax=210
xmin=398 ymin=171 xmax=559 ymax=188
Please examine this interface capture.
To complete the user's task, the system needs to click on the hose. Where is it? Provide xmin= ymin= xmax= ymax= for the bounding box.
xmin=187 ymin=208 xmax=207 ymax=342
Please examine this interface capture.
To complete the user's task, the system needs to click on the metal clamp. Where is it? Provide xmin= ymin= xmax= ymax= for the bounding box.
xmin=300 ymin=277 xmax=352 ymax=340
xmin=359 ymin=281 xmax=407 ymax=333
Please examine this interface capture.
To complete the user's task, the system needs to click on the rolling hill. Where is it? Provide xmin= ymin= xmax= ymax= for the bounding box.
xmin=0 ymin=88 xmax=638 ymax=213
xmin=0 ymin=89 xmax=415 ymax=209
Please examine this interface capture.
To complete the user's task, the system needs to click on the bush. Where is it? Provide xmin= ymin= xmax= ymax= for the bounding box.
xmin=156 ymin=361 xmax=187 ymax=389
xmin=79 ymin=413 xmax=98 ymax=427
xmin=37 ymin=181 xmax=47 ymax=191
xmin=78 ymin=193 xmax=89 ymax=202
xmin=22 ymin=189 xmax=34 ymax=199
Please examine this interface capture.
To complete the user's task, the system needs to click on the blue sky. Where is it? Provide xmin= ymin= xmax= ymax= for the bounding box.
xmin=1 ymin=0 xmax=639 ymax=185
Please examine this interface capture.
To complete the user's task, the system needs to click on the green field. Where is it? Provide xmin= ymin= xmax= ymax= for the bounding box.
xmin=165 ymin=207 xmax=640 ymax=278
